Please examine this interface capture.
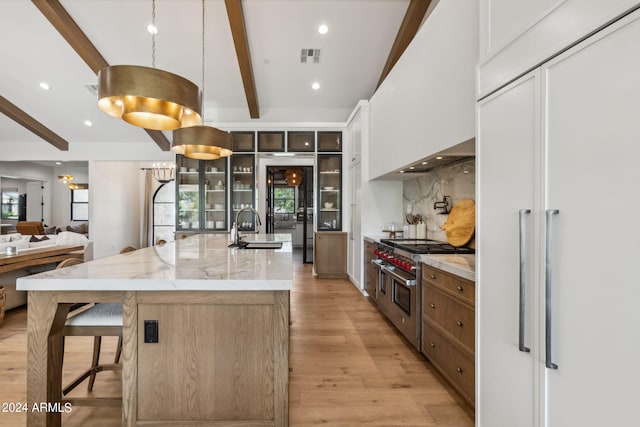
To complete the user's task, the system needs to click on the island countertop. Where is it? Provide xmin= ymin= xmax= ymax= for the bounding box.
xmin=17 ymin=233 xmax=293 ymax=291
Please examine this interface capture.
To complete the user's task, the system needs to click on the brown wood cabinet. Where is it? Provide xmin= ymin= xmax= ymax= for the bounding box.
xmin=313 ymin=232 xmax=347 ymax=278
xmin=364 ymin=241 xmax=377 ymax=302
xmin=422 ymin=264 xmax=475 ymax=407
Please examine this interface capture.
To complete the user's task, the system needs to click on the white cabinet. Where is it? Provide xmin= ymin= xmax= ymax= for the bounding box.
xmin=478 ymin=0 xmax=639 ymax=97
xmin=477 ymin=10 xmax=640 ymax=427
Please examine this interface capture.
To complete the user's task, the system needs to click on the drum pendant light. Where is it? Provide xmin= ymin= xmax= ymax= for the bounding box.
xmin=97 ymin=0 xmax=202 ymax=131
xmin=171 ymin=0 xmax=232 ymax=160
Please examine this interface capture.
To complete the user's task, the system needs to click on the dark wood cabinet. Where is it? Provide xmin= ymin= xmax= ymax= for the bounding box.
xmin=422 ymin=264 xmax=475 ymax=407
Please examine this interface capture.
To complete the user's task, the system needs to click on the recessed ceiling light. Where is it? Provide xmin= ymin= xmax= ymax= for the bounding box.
xmin=147 ymin=24 xmax=158 ymax=35
xmin=55 ymin=162 xmax=62 ymax=165
xmin=409 ymin=166 xmax=415 ymax=170
xmin=39 ymin=82 xmax=51 ymax=90
xmin=304 ymin=141 xmax=310 ymax=146
xmin=421 ymin=161 xmax=428 ymax=165
xmin=463 ymin=170 xmax=469 ymax=174
xmin=399 ymin=170 xmax=405 ymax=174
xmin=436 ymin=156 xmax=443 ymax=160
xmin=318 ymin=24 xmax=328 ymax=35
xmin=312 ymin=82 xmax=320 ymax=90
xmin=84 ymin=120 xmax=93 ymax=127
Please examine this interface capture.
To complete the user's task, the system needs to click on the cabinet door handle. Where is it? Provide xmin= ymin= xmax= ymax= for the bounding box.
xmin=545 ymin=209 xmax=559 ymax=369
xmin=430 ymin=303 xmax=436 ymax=309
xmin=519 ymin=209 xmax=531 ymax=353
xmin=456 ymin=367 xmax=463 ymax=373
xmin=429 ymin=342 xmax=436 ymax=348
xmin=456 ymin=321 xmax=463 ymax=327
xmin=456 ymin=285 xmax=463 ymax=292
xmin=430 ymin=274 xmax=436 ymax=280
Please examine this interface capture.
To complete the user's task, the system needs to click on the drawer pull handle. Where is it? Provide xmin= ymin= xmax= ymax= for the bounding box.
xmin=456 ymin=367 xmax=463 ymax=373
xmin=430 ymin=274 xmax=436 ymax=279
xmin=430 ymin=303 xmax=436 ymax=309
xmin=429 ymin=342 xmax=436 ymax=348
xmin=456 ymin=321 xmax=463 ymax=327
xmin=457 ymin=286 xmax=463 ymax=292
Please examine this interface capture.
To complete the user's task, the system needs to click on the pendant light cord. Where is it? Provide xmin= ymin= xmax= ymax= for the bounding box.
xmin=201 ymin=0 xmax=206 ymax=121
xmin=151 ymin=0 xmax=156 ymax=68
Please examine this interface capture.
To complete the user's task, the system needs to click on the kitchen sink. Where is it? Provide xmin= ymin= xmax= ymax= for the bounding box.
xmin=231 ymin=241 xmax=283 ymax=249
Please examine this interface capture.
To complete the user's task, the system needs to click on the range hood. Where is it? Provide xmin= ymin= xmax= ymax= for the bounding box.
xmin=383 ymin=138 xmax=475 ymax=180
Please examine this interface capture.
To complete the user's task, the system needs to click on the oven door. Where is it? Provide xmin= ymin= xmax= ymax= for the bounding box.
xmin=382 ymin=265 xmax=420 ymax=349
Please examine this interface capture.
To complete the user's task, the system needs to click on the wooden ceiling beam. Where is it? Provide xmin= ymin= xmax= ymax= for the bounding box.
xmin=30 ymin=0 xmax=171 ymax=151
xmin=225 ymin=0 xmax=260 ymax=119
xmin=0 ymin=96 xmax=69 ymax=151
xmin=376 ymin=0 xmax=432 ymax=89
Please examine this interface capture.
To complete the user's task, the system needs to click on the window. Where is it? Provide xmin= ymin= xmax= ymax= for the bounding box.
xmin=1 ymin=191 xmax=19 ymax=220
xmin=274 ymin=187 xmax=295 ymax=213
xmin=71 ymin=188 xmax=89 ymax=221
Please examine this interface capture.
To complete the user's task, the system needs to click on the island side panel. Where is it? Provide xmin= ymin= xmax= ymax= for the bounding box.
xmin=122 ymin=291 xmax=138 ymax=427
xmin=26 ymin=291 xmax=61 ymax=427
xmin=135 ymin=291 xmax=288 ymax=425
xmin=274 ymin=291 xmax=289 ymax=426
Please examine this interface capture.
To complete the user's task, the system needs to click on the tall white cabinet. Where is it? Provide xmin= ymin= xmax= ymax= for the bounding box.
xmin=477 ymin=9 xmax=640 ymax=427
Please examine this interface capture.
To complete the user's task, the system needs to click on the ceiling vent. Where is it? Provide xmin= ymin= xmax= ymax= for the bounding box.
xmin=84 ymin=84 xmax=99 ymax=96
xmin=300 ymin=48 xmax=320 ymax=63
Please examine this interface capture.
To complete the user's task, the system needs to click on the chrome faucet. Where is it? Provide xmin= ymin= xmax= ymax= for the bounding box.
xmin=233 ymin=207 xmax=262 ymax=245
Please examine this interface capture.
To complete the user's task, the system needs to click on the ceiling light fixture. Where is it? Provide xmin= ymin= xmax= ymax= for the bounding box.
xmin=58 ymin=175 xmax=74 ymax=184
xmin=147 ymin=23 xmax=158 ymax=34
xmin=422 ymin=161 xmax=428 ymax=165
xmin=312 ymin=82 xmax=320 ymax=90
xmin=84 ymin=120 xmax=93 ymax=127
xmin=152 ymin=162 xmax=175 ymax=183
xmin=284 ymin=169 xmax=303 ymax=186
xmin=171 ymin=0 xmax=232 ymax=160
xmin=97 ymin=0 xmax=202 ymax=131
xmin=39 ymin=82 xmax=51 ymax=90
xmin=436 ymin=156 xmax=443 ymax=160
xmin=318 ymin=24 xmax=328 ymax=35
xmin=55 ymin=162 xmax=62 ymax=165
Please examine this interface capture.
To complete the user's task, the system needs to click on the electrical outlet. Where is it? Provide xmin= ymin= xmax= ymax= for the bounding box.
xmin=144 ymin=320 xmax=158 ymax=343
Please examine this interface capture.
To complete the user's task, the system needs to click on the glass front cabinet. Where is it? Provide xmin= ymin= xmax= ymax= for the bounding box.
xmin=231 ymin=154 xmax=256 ymax=232
xmin=317 ymin=153 xmax=342 ymax=231
xmin=176 ymin=155 xmax=228 ymax=233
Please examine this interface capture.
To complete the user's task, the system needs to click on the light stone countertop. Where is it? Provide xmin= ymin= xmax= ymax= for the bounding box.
xmin=363 ymin=234 xmax=475 ymax=282
xmin=17 ymin=234 xmax=293 ymax=291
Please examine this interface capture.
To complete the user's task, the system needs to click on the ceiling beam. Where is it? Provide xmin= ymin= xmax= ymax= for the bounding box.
xmin=31 ymin=0 xmax=171 ymax=151
xmin=225 ymin=0 xmax=260 ymax=119
xmin=0 ymin=96 xmax=69 ymax=151
xmin=376 ymin=0 xmax=432 ymax=89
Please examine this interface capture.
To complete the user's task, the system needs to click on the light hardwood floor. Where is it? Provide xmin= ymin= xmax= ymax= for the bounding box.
xmin=0 ymin=262 xmax=474 ymax=426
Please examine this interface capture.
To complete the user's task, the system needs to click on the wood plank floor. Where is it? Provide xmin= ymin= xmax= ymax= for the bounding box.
xmin=0 ymin=261 xmax=474 ymax=426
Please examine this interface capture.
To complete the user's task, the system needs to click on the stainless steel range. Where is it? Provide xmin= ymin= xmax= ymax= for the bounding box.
xmin=369 ymin=239 xmax=474 ymax=350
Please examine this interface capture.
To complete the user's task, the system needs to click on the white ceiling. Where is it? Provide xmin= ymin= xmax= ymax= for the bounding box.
xmin=0 ymin=0 xmax=415 ymax=150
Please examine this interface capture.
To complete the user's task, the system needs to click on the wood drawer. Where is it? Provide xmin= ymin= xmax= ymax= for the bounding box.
xmin=422 ymin=320 xmax=475 ymax=406
xmin=423 ymin=284 xmax=474 ymax=352
xmin=422 ymin=264 xmax=475 ymax=306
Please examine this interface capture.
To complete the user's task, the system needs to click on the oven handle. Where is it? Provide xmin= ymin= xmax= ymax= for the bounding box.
xmin=381 ymin=265 xmax=416 ymax=287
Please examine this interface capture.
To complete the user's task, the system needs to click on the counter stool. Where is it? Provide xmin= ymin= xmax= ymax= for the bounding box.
xmin=56 ymin=258 xmax=123 ymax=407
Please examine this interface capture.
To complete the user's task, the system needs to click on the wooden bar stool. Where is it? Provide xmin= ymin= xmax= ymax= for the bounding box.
xmin=56 ymin=258 xmax=123 ymax=407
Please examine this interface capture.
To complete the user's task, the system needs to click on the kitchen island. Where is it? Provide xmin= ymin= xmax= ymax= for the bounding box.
xmin=17 ymin=234 xmax=292 ymax=427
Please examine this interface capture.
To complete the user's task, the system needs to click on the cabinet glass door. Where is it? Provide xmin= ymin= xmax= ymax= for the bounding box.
xmin=203 ymin=158 xmax=228 ymax=231
xmin=176 ymin=156 xmax=201 ymax=231
xmin=231 ymin=154 xmax=256 ymax=232
xmin=317 ymin=154 xmax=342 ymax=231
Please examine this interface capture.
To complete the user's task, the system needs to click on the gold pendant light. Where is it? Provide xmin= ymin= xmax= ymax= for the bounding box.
xmin=171 ymin=0 xmax=233 ymax=160
xmin=97 ymin=0 xmax=202 ymax=131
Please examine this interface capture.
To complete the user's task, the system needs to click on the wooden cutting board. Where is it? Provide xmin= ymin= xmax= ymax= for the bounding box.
xmin=441 ymin=199 xmax=476 ymax=247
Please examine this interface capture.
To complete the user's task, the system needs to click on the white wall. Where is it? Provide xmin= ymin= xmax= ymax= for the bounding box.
xmin=89 ymin=161 xmax=143 ymax=258
xmin=51 ymin=164 xmax=88 ymax=228
xmin=368 ymin=0 xmax=478 ymax=179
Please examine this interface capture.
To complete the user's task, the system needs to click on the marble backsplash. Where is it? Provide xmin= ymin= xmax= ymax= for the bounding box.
xmin=403 ymin=159 xmax=475 ymax=242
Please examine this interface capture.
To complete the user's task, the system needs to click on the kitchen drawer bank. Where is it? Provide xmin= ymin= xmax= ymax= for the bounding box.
xmin=422 ymin=263 xmax=475 ymax=407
